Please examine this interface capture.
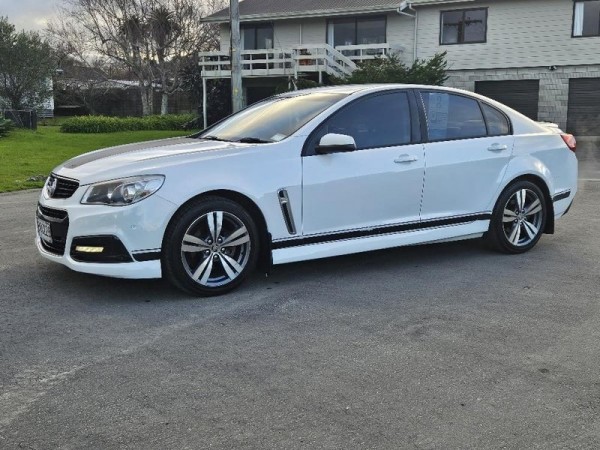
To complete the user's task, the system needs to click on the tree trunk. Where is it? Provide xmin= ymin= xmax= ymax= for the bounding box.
xmin=140 ymin=85 xmax=154 ymax=116
xmin=161 ymin=92 xmax=168 ymax=115
xmin=160 ymin=72 xmax=169 ymax=115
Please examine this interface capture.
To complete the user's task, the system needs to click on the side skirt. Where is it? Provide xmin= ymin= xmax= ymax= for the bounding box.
xmin=272 ymin=220 xmax=490 ymax=265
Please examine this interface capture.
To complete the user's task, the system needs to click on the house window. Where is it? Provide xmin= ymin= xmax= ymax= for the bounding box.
xmin=327 ymin=16 xmax=386 ymax=48
xmin=573 ymin=1 xmax=600 ymax=37
xmin=440 ymin=8 xmax=487 ymax=44
xmin=242 ymin=24 xmax=273 ymax=50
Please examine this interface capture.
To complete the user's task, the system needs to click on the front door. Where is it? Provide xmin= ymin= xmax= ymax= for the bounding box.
xmin=302 ymin=91 xmax=425 ymax=236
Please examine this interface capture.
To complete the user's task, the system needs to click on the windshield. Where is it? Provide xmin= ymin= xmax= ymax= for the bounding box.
xmin=199 ymin=92 xmax=347 ymax=143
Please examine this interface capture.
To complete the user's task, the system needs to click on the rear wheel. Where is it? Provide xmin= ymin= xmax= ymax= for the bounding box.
xmin=486 ymin=180 xmax=547 ymax=254
xmin=163 ymin=197 xmax=259 ymax=296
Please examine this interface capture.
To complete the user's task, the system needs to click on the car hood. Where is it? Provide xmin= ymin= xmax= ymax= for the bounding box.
xmin=53 ymin=137 xmax=251 ymax=185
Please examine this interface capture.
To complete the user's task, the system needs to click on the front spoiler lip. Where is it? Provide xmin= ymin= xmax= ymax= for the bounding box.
xmin=36 ymin=237 xmax=162 ymax=279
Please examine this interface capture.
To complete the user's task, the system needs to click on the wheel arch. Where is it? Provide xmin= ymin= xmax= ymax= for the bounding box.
xmin=498 ymin=174 xmax=555 ymax=234
xmin=163 ymin=189 xmax=272 ymax=273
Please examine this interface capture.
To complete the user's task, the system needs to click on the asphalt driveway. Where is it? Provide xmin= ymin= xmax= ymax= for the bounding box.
xmin=0 ymin=141 xmax=599 ymax=449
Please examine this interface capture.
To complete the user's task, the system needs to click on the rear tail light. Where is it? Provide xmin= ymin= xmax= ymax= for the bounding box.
xmin=561 ymin=133 xmax=576 ymax=152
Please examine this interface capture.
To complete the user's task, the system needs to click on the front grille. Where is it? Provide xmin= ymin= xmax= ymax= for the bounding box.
xmin=37 ymin=204 xmax=69 ymax=256
xmin=38 ymin=205 xmax=67 ymax=220
xmin=48 ymin=174 xmax=79 ymax=199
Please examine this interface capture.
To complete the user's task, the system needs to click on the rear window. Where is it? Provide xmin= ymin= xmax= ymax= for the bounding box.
xmin=421 ymin=92 xmax=487 ymax=140
xmin=481 ymin=103 xmax=510 ymax=136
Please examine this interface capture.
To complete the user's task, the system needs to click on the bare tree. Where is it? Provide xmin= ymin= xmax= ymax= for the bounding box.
xmin=49 ymin=0 xmax=223 ymax=116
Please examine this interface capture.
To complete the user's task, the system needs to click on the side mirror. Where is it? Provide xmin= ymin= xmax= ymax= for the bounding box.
xmin=315 ymin=133 xmax=356 ymax=154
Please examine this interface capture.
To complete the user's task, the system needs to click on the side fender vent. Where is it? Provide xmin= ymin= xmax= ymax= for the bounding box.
xmin=277 ymin=189 xmax=297 ymax=235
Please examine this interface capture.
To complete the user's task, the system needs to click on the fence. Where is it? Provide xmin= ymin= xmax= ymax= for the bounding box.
xmin=3 ymin=110 xmax=38 ymax=130
xmin=54 ymin=87 xmax=198 ymax=118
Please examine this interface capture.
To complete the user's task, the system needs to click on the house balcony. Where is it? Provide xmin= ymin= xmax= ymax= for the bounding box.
xmin=198 ymin=43 xmax=392 ymax=80
xmin=336 ymin=43 xmax=392 ymax=61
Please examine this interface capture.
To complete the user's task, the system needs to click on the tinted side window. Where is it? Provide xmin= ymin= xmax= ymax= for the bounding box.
xmin=421 ymin=92 xmax=487 ymax=140
xmin=481 ymin=103 xmax=510 ymax=136
xmin=309 ymin=92 xmax=412 ymax=151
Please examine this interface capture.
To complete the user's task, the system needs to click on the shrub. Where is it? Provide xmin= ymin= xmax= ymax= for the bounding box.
xmin=60 ymin=114 xmax=197 ymax=133
xmin=333 ymin=52 xmax=449 ymax=86
xmin=0 ymin=118 xmax=14 ymax=137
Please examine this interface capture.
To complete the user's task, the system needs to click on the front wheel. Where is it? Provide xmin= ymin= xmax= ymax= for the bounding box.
xmin=486 ymin=180 xmax=547 ymax=254
xmin=162 ymin=197 xmax=260 ymax=296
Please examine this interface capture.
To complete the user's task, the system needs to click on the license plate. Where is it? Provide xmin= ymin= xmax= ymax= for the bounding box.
xmin=37 ymin=217 xmax=53 ymax=243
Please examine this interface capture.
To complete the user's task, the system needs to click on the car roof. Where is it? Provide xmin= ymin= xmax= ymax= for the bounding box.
xmin=278 ymin=83 xmax=494 ymax=96
xmin=277 ymin=84 xmax=546 ymax=135
xmin=276 ymin=84 xmax=498 ymax=99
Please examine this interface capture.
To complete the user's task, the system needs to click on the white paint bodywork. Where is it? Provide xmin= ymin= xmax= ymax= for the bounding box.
xmin=302 ymin=142 xmax=425 ymax=235
xmin=37 ymin=85 xmax=578 ymax=279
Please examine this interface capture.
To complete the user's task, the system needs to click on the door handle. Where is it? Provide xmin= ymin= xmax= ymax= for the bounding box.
xmin=487 ymin=143 xmax=508 ymax=152
xmin=394 ymin=154 xmax=418 ymax=164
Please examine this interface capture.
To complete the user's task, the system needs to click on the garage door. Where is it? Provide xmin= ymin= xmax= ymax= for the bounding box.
xmin=567 ymin=78 xmax=600 ymax=136
xmin=475 ymin=80 xmax=540 ymax=120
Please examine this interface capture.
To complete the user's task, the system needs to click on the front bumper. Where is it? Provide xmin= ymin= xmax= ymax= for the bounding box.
xmin=36 ymin=189 xmax=178 ymax=279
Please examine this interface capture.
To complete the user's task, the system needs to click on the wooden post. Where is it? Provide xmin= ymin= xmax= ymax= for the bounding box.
xmin=230 ymin=0 xmax=243 ymax=113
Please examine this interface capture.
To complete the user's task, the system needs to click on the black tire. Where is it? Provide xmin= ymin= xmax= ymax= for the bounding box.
xmin=486 ymin=180 xmax=547 ymax=254
xmin=162 ymin=196 xmax=260 ymax=296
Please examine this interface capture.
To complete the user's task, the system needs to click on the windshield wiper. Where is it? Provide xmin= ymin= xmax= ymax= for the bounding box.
xmin=201 ymin=135 xmax=231 ymax=142
xmin=237 ymin=137 xmax=273 ymax=144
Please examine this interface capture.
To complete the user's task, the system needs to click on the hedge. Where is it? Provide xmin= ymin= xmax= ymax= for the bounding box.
xmin=60 ymin=114 xmax=197 ymax=133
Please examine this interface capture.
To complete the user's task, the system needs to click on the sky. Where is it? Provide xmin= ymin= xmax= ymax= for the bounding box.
xmin=0 ymin=0 xmax=61 ymax=32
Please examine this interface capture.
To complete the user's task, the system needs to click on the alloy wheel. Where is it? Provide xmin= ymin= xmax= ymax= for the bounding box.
xmin=180 ymin=211 xmax=251 ymax=287
xmin=502 ymin=188 xmax=544 ymax=247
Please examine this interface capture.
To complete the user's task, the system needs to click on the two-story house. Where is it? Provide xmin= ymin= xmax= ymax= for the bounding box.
xmin=201 ymin=0 xmax=600 ymax=135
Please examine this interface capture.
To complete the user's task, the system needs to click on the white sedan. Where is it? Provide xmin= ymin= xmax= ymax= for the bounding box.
xmin=36 ymin=85 xmax=578 ymax=296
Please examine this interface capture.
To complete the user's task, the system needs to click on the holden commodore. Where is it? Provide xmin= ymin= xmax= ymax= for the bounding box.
xmin=36 ymin=85 xmax=578 ymax=296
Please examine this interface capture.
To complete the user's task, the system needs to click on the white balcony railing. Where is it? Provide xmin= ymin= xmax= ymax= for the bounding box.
xmin=335 ymin=43 xmax=392 ymax=61
xmin=199 ymin=43 xmax=393 ymax=79
xmin=291 ymin=44 xmax=356 ymax=78
xmin=198 ymin=49 xmax=295 ymax=78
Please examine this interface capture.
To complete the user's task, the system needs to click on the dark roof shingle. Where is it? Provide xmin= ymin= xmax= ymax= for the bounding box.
xmin=205 ymin=0 xmax=404 ymax=22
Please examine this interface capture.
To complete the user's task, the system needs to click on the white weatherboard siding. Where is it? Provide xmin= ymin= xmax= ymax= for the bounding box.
xmin=386 ymin=13 xmax=416 ymax=65
xmin=298 ymin=18 xmax=327 ymax=45
xmin=416 ymin=0 xmax=600 ymax=70
xmin=218 ymin=19 xmax=326 ymax=51
xmin=219 ymin=24 xmax=230 ymax=52
xmin=274 ymin=21 xmax=302 ymax=48
xmin=216 ymin=13 xmax=414 ymax=60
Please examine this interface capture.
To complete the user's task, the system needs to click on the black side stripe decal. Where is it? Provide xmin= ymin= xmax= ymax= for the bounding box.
xmin=272 ymin=213 xmax=491 ymax=250
xmin=553 ymin=190 xmax=571 ymax=202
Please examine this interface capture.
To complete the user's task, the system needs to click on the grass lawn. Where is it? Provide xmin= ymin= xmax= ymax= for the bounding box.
xmin=0 ymin=126 xmax=193 ymax=192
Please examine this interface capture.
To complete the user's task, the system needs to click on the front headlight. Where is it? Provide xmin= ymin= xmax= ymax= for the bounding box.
xmin=81 ymin=175 xmax=165 ymax=206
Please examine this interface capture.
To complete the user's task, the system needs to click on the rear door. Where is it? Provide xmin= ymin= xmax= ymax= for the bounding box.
xmin=418 ymin=90 xmax=515 ymax=221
